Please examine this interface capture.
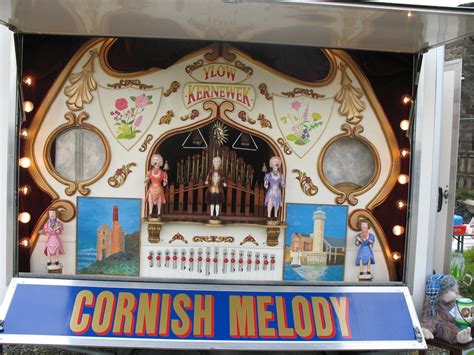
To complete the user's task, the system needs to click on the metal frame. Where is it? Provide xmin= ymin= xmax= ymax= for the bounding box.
xmin=0 ymin=277 xmax=425 ymax=351
xmin=0 ymin=25 xmax=17 ymax=306
xmin=439 ymin=59 xmax=463 ymax=274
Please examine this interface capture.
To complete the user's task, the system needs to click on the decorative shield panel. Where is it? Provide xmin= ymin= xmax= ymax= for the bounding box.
xmin=273 ymin=95 xmax=334 ymax=158
xmin=97 ymin=86 xmax=163 ymax=151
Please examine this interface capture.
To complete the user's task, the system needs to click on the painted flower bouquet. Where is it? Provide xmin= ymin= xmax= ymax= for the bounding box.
xmin=110 ymin=94 xmax=153 ymax=140
xmin=280 ymin=100 xmax=323 ymax=146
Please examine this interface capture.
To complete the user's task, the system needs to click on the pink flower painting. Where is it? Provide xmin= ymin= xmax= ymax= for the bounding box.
xmin=135 ymin=94 xmax=149 ymax=108
xmin=115 ymin=98 xmax=128 ymax=111
xmin=109 ymin=93 xmax=153 ymax=140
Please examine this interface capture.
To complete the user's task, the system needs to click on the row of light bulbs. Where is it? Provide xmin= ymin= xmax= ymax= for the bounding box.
xmin=18 ymin=77 xmax=34 ymax=248
xmin=389 ymin=94 xmax=413 ymax=263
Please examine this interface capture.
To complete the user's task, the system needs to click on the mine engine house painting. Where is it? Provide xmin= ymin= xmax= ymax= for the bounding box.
xmin=96 ymin=206 xmax=125 ymax=261
xmin=150 ymin=120 xmax=277 ymax=223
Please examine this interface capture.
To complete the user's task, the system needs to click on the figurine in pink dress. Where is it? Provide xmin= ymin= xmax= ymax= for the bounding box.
xmin=145 ymin=154 xmax=168 ymax=218
xmin=264 ymin=156 xmax=285 ymax=221
xmin=42 ymin=208 xmax=64 ymax=266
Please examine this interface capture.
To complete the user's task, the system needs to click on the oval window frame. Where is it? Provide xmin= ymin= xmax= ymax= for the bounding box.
xmin=43 ymin=111 xmax=111 ymax=196
xmin=318 ymin=124 xmax=381 ymax=205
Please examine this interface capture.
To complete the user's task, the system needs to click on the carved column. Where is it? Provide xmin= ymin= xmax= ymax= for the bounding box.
xmin=147 ymin=223 xmax=162 ymax=243
xmin=266 ymin=227 xmax=280 ymax=247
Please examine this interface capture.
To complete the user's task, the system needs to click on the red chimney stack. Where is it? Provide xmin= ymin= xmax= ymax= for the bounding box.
xmin=113 ymin=206 xmax=118 ymax=222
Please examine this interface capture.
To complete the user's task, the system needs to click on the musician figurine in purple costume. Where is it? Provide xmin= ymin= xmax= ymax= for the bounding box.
xmin=264 ymin=156 xmax=285 ymax=223
xmin=355 ymin=219 xmax=375 ymax=279
xmin=41 ymin=208 xmax=65 ymax=267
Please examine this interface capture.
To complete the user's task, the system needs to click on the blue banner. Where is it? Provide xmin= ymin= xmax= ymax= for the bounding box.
xmin=0 ymin=279 xmax=423 ymax=349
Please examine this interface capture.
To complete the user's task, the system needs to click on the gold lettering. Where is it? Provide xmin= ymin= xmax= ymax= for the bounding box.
xmin=113 ymin=292 xmax=136 ymax=335
xmin=92 ymin=291 xmax=116 ymax=335
xmin=330 ymin=297 xmax=351 ymax=338
xmin=229 ymin=295 xmax=257 ymax=338
xmin=292 ymin=296 xmax=314 ymax=339
xmin=135 ymin=293 xmax=160 ymax=336
xmin=257 ymin=296 xmax=276 ymax=338
xmin=194 ymin=295 xmax=214 ymax=337
xmin=159 ymin=294 xmax=171 ymax=336
xmin=172 ymin=294 xmax=193 ymax=338
xmin=275 ymin=296 xmax=295 ymax=338
xmin=70 ymin=290 xmax=94 ymax=334
xmin=312 ymin=297 xmax=335 ymax=338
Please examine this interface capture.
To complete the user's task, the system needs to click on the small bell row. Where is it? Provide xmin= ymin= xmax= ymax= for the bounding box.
xmin=147 ymin=247 xmax=276 ymax=275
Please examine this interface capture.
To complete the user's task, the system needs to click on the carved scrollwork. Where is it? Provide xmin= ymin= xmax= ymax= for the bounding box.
xmin=107 ymin=79 xmax=153 ymax=90
xmin=281 ymin=88 xmax=325 ymax=99
xmin=238 ymin=111 xmax=256 ymax=125
xmin=180 ymin=109 xmax=200 ymax=121
xmin=204 ymin=44 xmax=236 ymax=62
xmin=192 ymin=236 xmax=235 ymax=243
xmin=169 ymin=233 xmax=188 ymax=244
xmin=240 ymin=235 xmax=259 ymax=246
xmin=277 ymin=138 xmax=292 ymax=155
xmin=185 ymin=60 xmax=204 ymax=73
xmin=163 ymin=81 xmax=180 ymax=97
xmin=235 ymin=60 xmax=253 ymax=76
xmin=64 ymin=49 xmax=98 ymax=111
xmin=139 ymin=134 xmax=153 ymax=152
xmin=257 ymin=114 xmax=272 ymax=129
xmin=159 ymin=110 xmax=174 ymax=125
xmin=258 ymin=83 xmax=273 ymax=101
xmin=107 ymin=163 xmax=137 ymax=188
xmin=335 ymin=63 xmax=366 ymax=124
xmin=292 ymin=169 xmax=318 ymax=196
xmin=202 ymin=100 xmax=234 ymax=122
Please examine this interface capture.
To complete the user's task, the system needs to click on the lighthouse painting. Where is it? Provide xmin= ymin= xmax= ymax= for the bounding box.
xmin=76 ymin=197 xmax=141 ymax=276
xmin=283 ymin=203 xmax=348 ymax=281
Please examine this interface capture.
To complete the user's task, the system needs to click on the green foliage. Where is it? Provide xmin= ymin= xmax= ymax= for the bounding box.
xmin=79 ymin=232 xmax=140 ymax=276
xmin=456 ymin=187 xmax=474 ymax=201
xmin=460 ymin=248 xmax=474 ymax=299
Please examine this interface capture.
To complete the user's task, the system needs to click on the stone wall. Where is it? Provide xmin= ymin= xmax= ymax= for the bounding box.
xmin=446 ymin=37 xmax=474 ymax=190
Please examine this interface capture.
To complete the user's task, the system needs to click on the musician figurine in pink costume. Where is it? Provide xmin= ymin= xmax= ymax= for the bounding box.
xmin=264 ymin=156 xmax=285 ymax=223
xmin=41 ymin=208 xmax=64 ymax=266
xmin=145 ymin=153 xmax=168 ymax=220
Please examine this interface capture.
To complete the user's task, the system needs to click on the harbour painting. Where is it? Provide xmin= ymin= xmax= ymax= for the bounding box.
xmin=284 ymin=203 xmax=348 ymax=281
xmin=76 ymin=197 xmax=141 ymax=276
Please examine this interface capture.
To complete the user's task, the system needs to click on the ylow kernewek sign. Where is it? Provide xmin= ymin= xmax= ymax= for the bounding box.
xmin=0 ymin=278 xmax=425 ymax=351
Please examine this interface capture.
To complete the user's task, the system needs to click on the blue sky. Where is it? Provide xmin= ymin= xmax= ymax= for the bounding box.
xmin=285 ymin=203 xmax=348 ymax=246
xmin=77 ymin=197 xmax=141 ymax=250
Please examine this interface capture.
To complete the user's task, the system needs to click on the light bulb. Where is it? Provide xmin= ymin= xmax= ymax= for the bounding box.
xmin=22 ymin=76 xmax=33 ymax=86
xmin=398 ymin=174 xmax=409 ymax=184
xmin=400 ymin=148 xmax=410 ymax=158
xmin=402 ymin=95 xmax=413 ymax=105
xmin=407 ymin=11 xmax=413 ymax=18
xmin=396 ymin=200 xmax=407 ymax=210
xmin=400 ymin=120 xmax=410 ymax=131
xmin=19 ymin=157 xmax=31 ymax=168
xmin=19 ymin=237 xmax=31 ymax=248
xmin=18 ymin=185 xmax=31 ymax=196
xmin=392 ymin=251 xmax=402 ymax=261
xmin=18 ymin=212 xmax=31 ymax=224
xmin=20 ymin=128 xmax=30 ymax=139
xmin=23 ymin=101 xmax=34 ymax=113
xmin=392 ymin=225 xmax=405 ymax=236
